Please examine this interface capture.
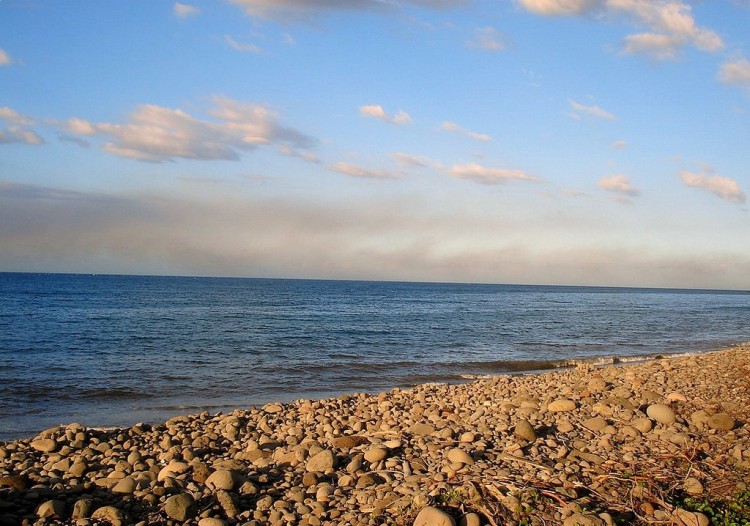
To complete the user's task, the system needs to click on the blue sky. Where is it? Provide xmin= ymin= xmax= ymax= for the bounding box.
xmin=1 ymin=0 xmax=749 ymax=288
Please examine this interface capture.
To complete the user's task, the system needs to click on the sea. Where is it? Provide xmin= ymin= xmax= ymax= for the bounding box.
xmin=1 ymin=272 xmax=748 ymax=441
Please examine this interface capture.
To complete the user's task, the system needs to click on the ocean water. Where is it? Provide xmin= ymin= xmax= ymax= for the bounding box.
xmin=1 ymin=273 xmax=748 ymax=441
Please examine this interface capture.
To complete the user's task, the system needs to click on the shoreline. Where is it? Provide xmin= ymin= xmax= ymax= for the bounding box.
xmin=1 ymin=344 xmax=749 ymax=525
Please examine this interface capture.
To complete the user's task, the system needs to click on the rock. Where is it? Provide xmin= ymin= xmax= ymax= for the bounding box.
xmin=683 ymin=477 xmax=704 ymax=496
xmin=447 ymin=448 xmax=474 ymax=466
xmin=514 ymin=419 xmax=537 ymax=441
xmin=112 ymin=476 xmax=136 ymax=494
xmin=216 ymin=489 xmax=240 ymax=519
xmin=36 ymin=500 xmax=65 ymax=519
xmin=91 ymin=506 xmax=128 ymax=526
xmin=331 ymin=435 xmax=368 ymax=449
xmin=206 ymin=469 xmax=237 ymax=491
xmin=414 ymin=506 xmax=456 ymax=526
xmin=667 ymin=392 xmax=687 ymax=402
xmin=410 ymin=423 xmax=436 ymax=435
xmin=564 ymin=512 xmax=605 ymax=526
xmin=164 ymin=493 xmax=198 ymax=521
xmin=364 ymin=446 xmax=388 ymax=463
xmin=588 ymin=377 xmax=608 ymax=392
xmin=548 ymin=399 xmax=577 ymax=412
xmin=646 ymin=403 xmax=676 ymax=425
xmin=71 ymin=498 xmax=92 ymax=520
xmin=157 ymin=460 xmax=190 ymax=481
xmin=582 ymin=417 xmax=608 ymax=432
xmin=673 ymin=508 xmax=710 ymax=526
xmin=0 ymin=475 xmax=27 ymax=489
xmin=30 ymin=438 xmax=57 ymax=453
xmin=459 ymin=512 xmax=481 ymax=526
xmin=707 ymin=413 xmax=735 ymax=431
xmin=306 ymin=449 xmax=335 ymax=472
xmin=199 ymin=519 xmax=227 ymax=526
xmin=632 ymin=418 xmax=653 ymax=433
xmin=264 ymin=402 xmax=283 ymax=413
xmin=70 ymin=461 xmax=87 ymax=478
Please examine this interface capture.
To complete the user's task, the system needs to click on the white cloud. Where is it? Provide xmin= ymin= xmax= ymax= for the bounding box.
xmin=517 ymin=0 xmax=598 ymax=15
xmin=679 ymin=169 xmax=745 ymax=204
xmin=517 ymin=0 xmax=723 ymax=59
xmin=0 ymin=107 xmax=35 ymax=126
xmin=0 ymin=48 xmax=11 ymax=66
xmin=359 ymin=105 xmax=412 ymax=125
xmin=228 ymin=0 xmax=467 ymax=20
xmin=611 ymin=140 xmax=628 ymax=150
xmin=569 ymin=99 xmax=616 ymax=120
xmin=597 ymin=174 xmax=639 ymax=198
xmin=449 ymin=163 xmax=538 ymax=185
xmin=62 ymin=96 xmax=315 ymax=162
xmin=225 ymin=35 xmax=262 ymax=54
xmin=718 ymin=58 xmax=750 ymax=90
xmin=466 ymin=27 xmax=506 ymax=51
xmin=440 ymin=121 xmax=491 ymax=142
xmin=330 ymin=161 xmax=404 ymax=179
xmin=174 ymin=2 xmax=200 ymax=18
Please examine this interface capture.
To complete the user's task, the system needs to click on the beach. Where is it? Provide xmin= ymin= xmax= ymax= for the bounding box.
xmin=1 ymin=344 xmax=749 ymax=526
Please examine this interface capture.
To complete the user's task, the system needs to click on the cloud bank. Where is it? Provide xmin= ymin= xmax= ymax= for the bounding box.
xmin=359 ymin=105 xmax=411 ymax=125
xmin=440 ymin=121 xmax=491 ymax=142
xmin=449 ymin=163 xmax=537 ymax=185
xmin=0 ymin=107 xmax=44 ymax=146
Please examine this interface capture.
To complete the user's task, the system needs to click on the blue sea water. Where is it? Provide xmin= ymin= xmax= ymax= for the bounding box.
xmin=0 ymin=272 xmax=748 ymax=441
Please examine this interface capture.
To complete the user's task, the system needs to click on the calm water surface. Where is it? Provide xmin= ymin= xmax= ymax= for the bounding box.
xmin=1 ymin=273 xmax=748 ymax=440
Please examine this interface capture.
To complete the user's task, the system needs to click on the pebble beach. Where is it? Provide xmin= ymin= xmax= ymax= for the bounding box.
xmin=1 ymin=344 xmax=749 ymax=526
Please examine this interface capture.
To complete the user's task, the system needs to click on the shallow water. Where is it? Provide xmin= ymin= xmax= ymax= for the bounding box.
xmin=1 ymin=273 xmax=748 ymax=440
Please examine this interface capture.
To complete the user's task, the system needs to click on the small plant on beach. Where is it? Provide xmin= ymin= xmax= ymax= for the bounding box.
xmin=678 ymin=489 xmax=750 ymax=526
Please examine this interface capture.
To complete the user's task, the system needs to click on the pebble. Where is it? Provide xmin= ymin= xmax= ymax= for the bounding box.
xmin=30 ymin=438 xmax=57 ymax=453
xmin=707 ymin=412 xmax=735 ymax=431
xmin=514 ymin=419 xmax=537 ymax=441
xmin=548 ymin=399 xmax=577 ymax=412
xmin=646 ymin=403 xmax=676 ymax=425
xmin=413 ymin=506 xmax=456 ymax=526
xmin=164 ymin=493 xmax=198 ymax=521
xmin=306 ymin=449 xmax=336 ymax=472
xmin=36 ymin=500 xmax=65 ymax=519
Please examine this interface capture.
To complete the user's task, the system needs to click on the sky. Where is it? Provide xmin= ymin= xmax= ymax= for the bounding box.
xmin=1 ymin=0 xmax=749 ymax=289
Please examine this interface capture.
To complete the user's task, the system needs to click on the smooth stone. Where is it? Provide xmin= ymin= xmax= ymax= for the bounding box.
xmin=447 ymin=448 xmax=474 ymax=466
xmin=91 ymin=506 xmax=128 ymax=526
xmin=646 ymin=404 xmax=676 ymax=425
xmin=414 ymin=506 xmax=456 ymax=526
xmin=112 ymin=476 xmax=136 ymax=494
xmin=514 ymin=420 xmax=537 ymax=441
xmin=199 ymin=519 xmax=227 ymax=526
xmin=31 ymin=438 xmax=58 ymax=453
xmin=164 ymin=493 xmax=197 ymax=521
xmin=71 ymin=499 xmax=92 ymax=520
xmin=673 ymin=508 xmax=710 ymax=526
xmin=683 ymin=477 xmax=704 ymax=496
xmin=410 ymin=423 xmax=436 ymax=435
xmin=582 ymin=417 xmax=608 ymax=432
xmin=264 ymin=403 xmax=283 ymax=413
xmin=306 ymin=449 xmax=335 ymax=472
xmin=459 ymin=512 xmax=481 ymax=526
xmin=364 ymin=446 xmax=388 ymax=463
xmin=632 ymin=418 xmax=653 ymax=433
xmin=667 ymin=392 xmax=687 ymax=402
xmin=548 ymin=399 xmax=577 ymax=412
xmin=70 ymin=461 xmax=87 ymax=478
xmin=157 ymin=461 xmax=190 ymax=481
xmin=707 ymin=413 xmax=735 ymax=431
xmin=206 ymin=469 xmax=237 ymax=491
xmin=37 ymin=500 xmax=65 ymax=519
